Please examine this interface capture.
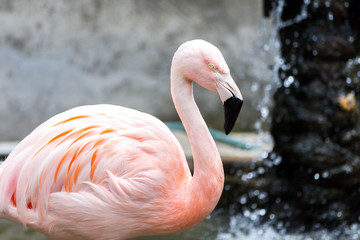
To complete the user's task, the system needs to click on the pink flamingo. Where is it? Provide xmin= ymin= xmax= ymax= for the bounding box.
xmin=0 ymin=40 xmax=243 ymax=239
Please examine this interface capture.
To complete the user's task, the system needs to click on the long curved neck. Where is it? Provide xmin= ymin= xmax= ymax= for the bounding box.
xmin=170 ymin=68 xmax=224 ymax=224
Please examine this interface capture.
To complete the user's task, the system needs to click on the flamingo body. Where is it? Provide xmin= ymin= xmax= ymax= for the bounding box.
xmin=0 ymin=40 xmax=243 ymax=239
xmin=0 ymin=105 xmax=194 ymax=239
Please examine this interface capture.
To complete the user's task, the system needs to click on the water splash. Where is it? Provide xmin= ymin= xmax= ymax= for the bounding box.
xmin=276 ymin=0 xmax=311 ymax=29
xmin=254 ymin=0 xmax=312 ymax=133
xmin=252 ymin=0 xmax=314 ymax=156
xmin=215 ymin=215 xmax=360 ymax=240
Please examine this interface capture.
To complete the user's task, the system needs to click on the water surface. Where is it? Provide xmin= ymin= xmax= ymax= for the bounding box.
xmin=1 ymin=211 xmax=360 ymax=240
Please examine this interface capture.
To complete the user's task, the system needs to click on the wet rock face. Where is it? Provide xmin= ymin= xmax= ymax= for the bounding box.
xmin=270 ymin=0 xmax=360 ymax=172
xmin=260 ymin=0 xmax=360 ymax=228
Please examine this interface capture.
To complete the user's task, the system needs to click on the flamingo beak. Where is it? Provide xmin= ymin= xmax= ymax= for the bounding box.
xmin=217 ymin=75 xmax=243 ymax=135
xmin=223 ymin=93 xmax=243 ymax=135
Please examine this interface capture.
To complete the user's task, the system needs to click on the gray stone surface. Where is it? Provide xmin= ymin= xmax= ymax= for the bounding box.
xmin=0 ymin=0 xmax=276 ymax=141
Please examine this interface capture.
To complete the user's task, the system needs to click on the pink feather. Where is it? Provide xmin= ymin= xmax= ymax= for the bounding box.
xmin=0 ymin=40 xmax=242 ymax=240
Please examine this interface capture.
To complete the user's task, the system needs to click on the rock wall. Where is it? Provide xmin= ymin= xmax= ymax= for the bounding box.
xmin=0 ymin=0 xmax=274 ymax=141
xmin=263 ymin=0 xmax=360 ymax=229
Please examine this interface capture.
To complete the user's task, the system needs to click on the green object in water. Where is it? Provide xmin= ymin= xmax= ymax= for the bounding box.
xmin=165 ymin=122 xmax=254 ymax=150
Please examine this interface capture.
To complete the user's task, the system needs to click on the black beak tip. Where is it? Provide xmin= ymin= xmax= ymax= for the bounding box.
xmin=224 ymin=97 xmax=243 ymax=135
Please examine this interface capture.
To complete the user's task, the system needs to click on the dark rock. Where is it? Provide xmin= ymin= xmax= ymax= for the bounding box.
xmin=270 ymin=0 xmax=360 ymax=228
xmin=223 ymin=0 xmax=360 ymax=230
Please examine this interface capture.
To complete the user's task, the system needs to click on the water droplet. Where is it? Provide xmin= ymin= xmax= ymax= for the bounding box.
xmin=242 ymin=172 xmax=256 ymax=181
xmin=251 ymin=82 xmax=259 ymax=92
xmin=325 ymin=1 xmax=331 ymax=7
xmin=290 ymin=54 xmax=296 ymax=62
xmin=314 ymin=173 xmax=320 ymax=180
xmin=293 ymin=80 xmax=300 ymax=88
xmin=244 ymin=209 xmax=250 ymax=217
xmin=352 ymin=234 xmax=360 ymax=240
xmin=344 ymin=1 xmax=350 ymax=8
xmin=257 ymin=229 xmax=264 ymax=235
xmin=274 ymin=40 xmax=281 ymax=49
xmin=273 ymin=156 xmax=282 ymax=165
xmin=229 ymin=167 xmax=237 ymax=175
xmin=250 ymin=162 xmax=256 ymax=170
xmin=283 ymin=203 xmax=290 ymax=210
xmin=264 ymin=159 xmax=273 ymax=168
xmin=263 ymin=44 xmax=270 ymax=51
xmin=322 ymin=171 xmax=329 ymax=178
xmin=283 ymin=63 xmax=291 ymax=71
xmin=240 ymin=195 xmax=247 ymax=204
xmin=257 ymin=167 xmax=265 ymax=175
xmin=292 ymin=68 xmax=298 ymax=75
xmin=280 ymin=73 xmax=286 ymax=79
xmin=284 ymin=76 xmax=295 ymax=88
xmin=328 ymin=12 xmax=334 ymax=21
xmin=250 ymin=212 xmax=258 ymax=221
xmin=264 ymin=84 xmax=272 ymax=92
xmin=269 ymin=213 xmax=275 ymax=220
xmin=261 ymin=151 xmax=269 ymax=159
xmin=312 ymin=49 xmax=318 ymax=56
xmin=275 ymin=56 xmax=284 ymax=65
xmin=259 ymin=209 xmax=266 ymax=216
xmin=345 ymin=165 xmax=353 ymax=173
xmin=260 ymin=107 xmax=269 ymax=118
xmin=258 ymin=192 xmax=268 ymax=200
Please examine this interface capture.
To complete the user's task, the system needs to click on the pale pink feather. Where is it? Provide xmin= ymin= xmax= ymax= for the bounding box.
xmin=0 ymin=104 xmax=192 ymax=239
xmin=0 ymin=39 xmax=241 ymax=240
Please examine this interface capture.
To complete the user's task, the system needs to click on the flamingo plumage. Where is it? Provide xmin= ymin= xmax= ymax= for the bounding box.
xmin=0 ymin=39 xmax=243 ymax=240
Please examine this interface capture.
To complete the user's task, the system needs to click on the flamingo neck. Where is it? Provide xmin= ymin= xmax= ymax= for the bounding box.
xmin=170 ymin=71 xmax=224 ymax=225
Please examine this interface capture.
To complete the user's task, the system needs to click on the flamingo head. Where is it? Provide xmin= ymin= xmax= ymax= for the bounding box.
xmin=172 ymin=39 xmax=243 ymax=134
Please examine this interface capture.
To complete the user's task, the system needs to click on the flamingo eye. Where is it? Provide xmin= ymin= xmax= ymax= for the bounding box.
xmin=208 ymin=63 xmax=216 ymax=71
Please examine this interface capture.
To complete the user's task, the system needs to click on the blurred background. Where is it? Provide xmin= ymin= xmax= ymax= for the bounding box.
xmin=0 ymin=0 xmax=275 ymax=141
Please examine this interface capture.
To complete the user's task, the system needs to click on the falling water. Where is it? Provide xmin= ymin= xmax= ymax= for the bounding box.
xmin=253 ymin=0 xmax=311 ymax=135
xmin=207 ymin=0 xmax=360 ymax=239
xmin=251 ymin=0 xmax=293 ymax=155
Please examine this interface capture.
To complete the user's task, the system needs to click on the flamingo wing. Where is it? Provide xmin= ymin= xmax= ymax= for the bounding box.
xmin=0 ymin=104 xmax=190 ymax=239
